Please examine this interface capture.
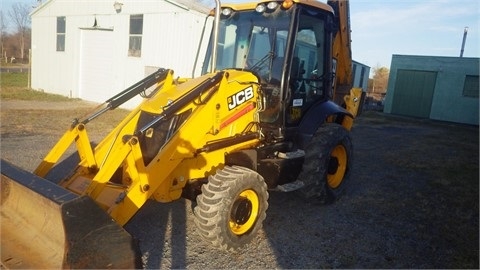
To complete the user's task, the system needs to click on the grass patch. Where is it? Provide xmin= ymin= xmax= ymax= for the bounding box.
xmin=1 ymin=72 xmax=28 ymax=88
xmin=1 ymin=72 xmax=73 ymax=101
xmin=1 ymin=88 xmax=73 ymax=101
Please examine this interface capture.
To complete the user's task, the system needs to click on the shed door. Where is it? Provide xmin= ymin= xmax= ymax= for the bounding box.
xmin=391 ymin=69 xmax=437 ymax=118
xmin=79 ymin=29 xmax=114 ymax=103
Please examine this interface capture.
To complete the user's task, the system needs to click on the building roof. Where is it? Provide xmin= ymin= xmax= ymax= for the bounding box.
xmin=30 ymin=0 xmax=211 ymax=16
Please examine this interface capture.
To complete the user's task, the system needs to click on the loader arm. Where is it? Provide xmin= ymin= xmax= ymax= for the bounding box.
xmin=34 ymin=68 xmax=170 ymax=178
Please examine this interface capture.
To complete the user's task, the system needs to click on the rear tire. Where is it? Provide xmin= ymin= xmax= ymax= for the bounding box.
xmin=194 ymin=166 xmax=268 ymax=251
xmin=297 ymin=123 xmax=353 ymax=204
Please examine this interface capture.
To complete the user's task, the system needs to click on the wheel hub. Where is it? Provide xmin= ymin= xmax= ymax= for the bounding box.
xmin=231 ymin=198 xmax=252 ymax=225
xmin=229 ymin=189 xmax=260 ymax=235
xmin=327 ymin=144 xmax=347 ymax=189
xmin=328 ymin=157 xmax=339 ymax=174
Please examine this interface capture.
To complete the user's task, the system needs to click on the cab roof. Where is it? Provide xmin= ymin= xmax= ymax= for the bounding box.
xmin=218 ymin=0 xmax=334 ymax=14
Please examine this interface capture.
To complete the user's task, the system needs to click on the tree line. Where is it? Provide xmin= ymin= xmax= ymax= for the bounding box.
xmin=1 ymin=2 xmax=33 ymax=64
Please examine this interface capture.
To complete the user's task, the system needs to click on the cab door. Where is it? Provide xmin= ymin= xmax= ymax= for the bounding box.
xmin=285 ymin=7 xmax=332 ymax=126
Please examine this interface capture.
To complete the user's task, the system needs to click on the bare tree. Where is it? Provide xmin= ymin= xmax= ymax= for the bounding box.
xmin=8 ymin=3 xmax=31 ymax=61
xmin=0 ymin=10 xmax=8 ymax=61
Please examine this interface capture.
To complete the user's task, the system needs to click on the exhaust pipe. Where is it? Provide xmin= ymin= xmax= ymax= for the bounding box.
xmin=211 ymin=0 xmax=221 ymax=72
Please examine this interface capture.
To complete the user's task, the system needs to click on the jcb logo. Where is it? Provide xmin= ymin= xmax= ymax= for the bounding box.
xmin=227 ymin=86 xmax=254 ymax=110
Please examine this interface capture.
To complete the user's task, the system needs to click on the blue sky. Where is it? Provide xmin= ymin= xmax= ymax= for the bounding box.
xmin=350 ymin=0 xmax=479 ymax=69
xmin=3 ymin=0 xmax=479 ymax=70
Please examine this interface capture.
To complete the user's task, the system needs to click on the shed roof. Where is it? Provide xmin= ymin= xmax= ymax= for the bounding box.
xmin=30 ymin=0 xmax=210 ymax=16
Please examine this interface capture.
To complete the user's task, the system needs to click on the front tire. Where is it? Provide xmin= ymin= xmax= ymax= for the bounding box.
xmin=194 ymin=166 xmax=269 ymax=251
xmin=297 ymin=123 xmax=353 ymax=204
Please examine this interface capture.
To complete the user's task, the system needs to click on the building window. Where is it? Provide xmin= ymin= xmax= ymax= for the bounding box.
xmin=128 ymin=14 xmax=143 ymax=57
xmin=463 ymin=75 xmax=479 ymax=98
xmin=56 ymin=16 xmax=66 ymax=51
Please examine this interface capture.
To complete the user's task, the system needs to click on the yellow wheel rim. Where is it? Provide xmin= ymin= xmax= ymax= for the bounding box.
xmin=229 ymin=189 xmax=259 ymax=235
xmin=327 ymin=144 xmax=347 ymax=189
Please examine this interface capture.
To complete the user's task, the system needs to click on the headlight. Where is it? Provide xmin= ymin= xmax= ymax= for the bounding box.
xmin=267 ymin=1 xmax=279 ymax=10
xmin=222 ymin=7 xmax=233 ymax=16
xmin=255 ymin=3 xmax=266 ymax=13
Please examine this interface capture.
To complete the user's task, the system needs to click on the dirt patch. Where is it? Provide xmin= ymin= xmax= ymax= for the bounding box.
xmin=1 ymin=99 xmax=478 ymax=268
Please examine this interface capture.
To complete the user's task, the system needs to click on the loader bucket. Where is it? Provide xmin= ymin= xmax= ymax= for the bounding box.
xmin=0 ymin=159 xmax=139 ymax=269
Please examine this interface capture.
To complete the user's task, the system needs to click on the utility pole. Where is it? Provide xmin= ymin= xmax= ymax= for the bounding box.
xmin=460 ymin=27 xmax=468 ymax=57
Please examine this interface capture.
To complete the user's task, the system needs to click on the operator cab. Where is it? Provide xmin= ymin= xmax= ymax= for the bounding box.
xmin=201 ymin=0 xmax=336 ymax=129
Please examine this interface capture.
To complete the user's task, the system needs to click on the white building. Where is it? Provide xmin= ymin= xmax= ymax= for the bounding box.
xmin=30 ymin=0 xmax=212 ymax=108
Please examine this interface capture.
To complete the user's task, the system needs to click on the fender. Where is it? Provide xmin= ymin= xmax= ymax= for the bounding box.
xmin=297 ymin=100 xmax=352 ymax=149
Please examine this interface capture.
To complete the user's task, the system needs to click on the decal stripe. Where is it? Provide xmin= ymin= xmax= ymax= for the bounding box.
xmin=220 ymin=102 xmax=256 ymax=130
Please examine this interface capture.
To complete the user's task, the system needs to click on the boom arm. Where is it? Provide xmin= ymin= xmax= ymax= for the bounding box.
xmin=327 ymin=0 xmax=363 ymax=129
xmin=327 ymin=0 xmax=352 ymax=103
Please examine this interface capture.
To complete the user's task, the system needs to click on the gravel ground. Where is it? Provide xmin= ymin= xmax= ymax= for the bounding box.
xmin=1 ymin=99 xmax=478 ymax=269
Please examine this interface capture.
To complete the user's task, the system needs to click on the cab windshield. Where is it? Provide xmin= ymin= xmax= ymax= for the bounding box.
xmin=202 ymin=8 xmax=292 ymax=84
xmin=202 ymin=5 xmax=330 ymax=125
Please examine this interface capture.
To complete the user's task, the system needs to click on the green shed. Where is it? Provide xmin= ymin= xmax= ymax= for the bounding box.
xmin=383 ymin=55 xmax=479 ymax=125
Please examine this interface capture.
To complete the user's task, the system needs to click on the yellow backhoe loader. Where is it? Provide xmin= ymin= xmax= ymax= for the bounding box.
xmin=1 ymin=0 xmax=363 ymax=268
